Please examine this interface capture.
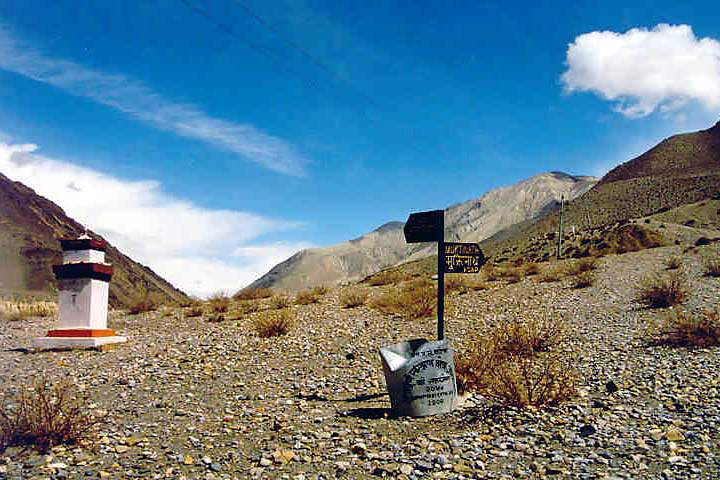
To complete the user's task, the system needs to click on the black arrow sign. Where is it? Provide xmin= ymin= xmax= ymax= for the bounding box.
xmin=403 ymin=210 xmax=444 ymax=244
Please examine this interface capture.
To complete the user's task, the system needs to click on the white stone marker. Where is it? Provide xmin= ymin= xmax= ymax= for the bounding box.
xmin=34 ymin=234 xmax=127 ymax=349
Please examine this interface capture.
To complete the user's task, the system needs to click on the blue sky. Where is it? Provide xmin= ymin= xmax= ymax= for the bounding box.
xmin=1 ymin=0 xmax=719 ymax=295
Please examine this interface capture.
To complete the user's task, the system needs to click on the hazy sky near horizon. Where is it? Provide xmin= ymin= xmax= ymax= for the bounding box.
xmin=1 ymin=1 xmax=719 ymax=296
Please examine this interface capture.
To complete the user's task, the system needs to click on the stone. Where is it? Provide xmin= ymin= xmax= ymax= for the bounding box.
xmin=579 ymin=424 xmax=596 ymax=437
xmin=606 ymin=381 xmax=619 ymax=394
xmin=665 ymin=428 xmax=684 ymax=442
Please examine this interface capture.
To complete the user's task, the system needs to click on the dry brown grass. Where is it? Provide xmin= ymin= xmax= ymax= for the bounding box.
xmin=338 ymin=289 xmax=368 ymax=308
xmin=0 ymin=301 xmax=57 ymax=321
xmin=253 ymin=309 xmax=294 ymax=338
xmin=456 ymin=313 xmax=577 ymax=408
xmin=311 ymin=286 xmax=329 ymax=296
xmin=573 ymin=272 xmax=595 ymax=289
xmin=648 ymin=309 xmax=720 ymax=348
xmin=371 ymin=281 xmax=435 ymax=320
xmin=128 ymin=293 xmax=162 ymax=315
xmin=636 ymin=271 xmax=688 ymax=308
xmin=664 ymin=256 xmax=682 ymax=270
xmin=705 ymin=258 xmax=720 ymax=277
xmin=521 ymin=263 xmax=540 ymax=276
xmin=366 ymin=270 xmax=409 ymax=286
xmin=207 ymin=293 xmax=230 ymax=313
xmin=537 ymin=265 xmax=566 ymax=283
xmin=269 ymin=295 xmax=291 ymax=310
xmin=295 ymin=290 xmax=320 ymax=305
xmin=237 ymin=301 xmax=260 ymax=315
xmin=234 ymin=287 xmax=274 ymax=301
xmin=0 ymin=380 xmax=102 ymax=452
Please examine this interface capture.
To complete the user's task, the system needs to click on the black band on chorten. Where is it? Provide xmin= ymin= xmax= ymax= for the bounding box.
xmin=53 ymin=263 xmax=113 ymax=282
xmin=59 ymin=238 xmax=107 ymax=252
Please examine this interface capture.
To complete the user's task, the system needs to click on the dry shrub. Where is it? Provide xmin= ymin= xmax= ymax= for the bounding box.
xmin=0 ymin=301 xmax=57 ymax=321
xmin=648 ymin=309 xmax=720 ymax=348
xmin=636 ymin=271 xmax=688 ymax=308
xmin=371 ymin=282 xmax=435 ymax=320
xmin=367 ymin=270 xmax=407 ymax=286
xmin=456 ymin=314 xmax=577 ymax=408
xmin=521 ymin=263 xmax=540 ymax=276
xmin=269 ymin=295 xmax=291 ymax=310
xmin=494 ymin=313 xmax=570 ymax=357
xmin=538 ymin=265 xmax=565 ymax=283
xmin=444 ymin=276 xmax=469 ymax=294
xmin=128 ymin=293 xmax=161 ymax=315
xmin=339 ymin=289 xmax=368 ymax=308
xmin=573 ymin=272 xmax=594 ymax=289
xmin=0 ymin=380 xmax=102 ymax=452
xmin=563 ymin=258 xmax=598 ymax=276
xmin=185 ymin=305 xmax=203 ymax=318
xmin=295 ymin=290 xmax=320 ymax=305
xmin=465 ymin=278 xmax=490 ymax=291
xmin=237 ymin=301 xmax=260 ymax=315
xmin=482 ymin=264 xmax=501 ymax=282
xmin=705 ymin=258 xmax=720 ymax=278
xmin=208 ymin=293 xmax=230 ymax=313
xmin=253 ymin=309 xmax=294 ymax=338
xmin=664 ymin=256 xmax=682 ymax=270
xmin=234 ymin=288 xmax=274 ymax=301
xmin=311 ymin=286 xmax=329 ymax=296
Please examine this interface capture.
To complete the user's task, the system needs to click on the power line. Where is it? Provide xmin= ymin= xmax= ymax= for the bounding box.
xmin=179 ymin=0 xmax=320 ymax=91
xmin=179 ymin=0 xmax=380 ymax=114
xmin=229 ymin=0 xmax=380 ymax=109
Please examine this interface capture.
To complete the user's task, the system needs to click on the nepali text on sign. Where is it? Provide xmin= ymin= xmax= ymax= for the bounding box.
xmin=443 ymin=242 xmax=485 ymax=273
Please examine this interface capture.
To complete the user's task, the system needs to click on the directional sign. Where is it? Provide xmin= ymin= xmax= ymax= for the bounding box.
xmin=443 ymin=242 xmax=485 ymax=274
xmin=403 ymin=210 xmax=444 ymax=244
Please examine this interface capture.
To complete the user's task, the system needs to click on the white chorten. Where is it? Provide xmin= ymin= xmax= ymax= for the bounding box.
xmin=34 ymin=234 xmax=127 ymax=349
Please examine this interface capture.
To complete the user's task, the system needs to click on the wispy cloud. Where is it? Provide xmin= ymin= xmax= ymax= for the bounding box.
xmin=0 ymin=23 xmax=307 ymax=175
xmin=0 ymin=140 xmax=310 ymax=297
xmin=562 ymin=24 xmax=720 ymax=118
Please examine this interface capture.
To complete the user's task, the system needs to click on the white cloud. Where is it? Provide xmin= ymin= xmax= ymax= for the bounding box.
xmin=0 ymin=23 xmax=307 ymax=175
xmin=562 ymin=24 xmax=720 ymax=118
xmin=0 ymin=141 xmax=310 ymax=297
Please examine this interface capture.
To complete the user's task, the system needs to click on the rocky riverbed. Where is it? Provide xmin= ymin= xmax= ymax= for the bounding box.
xmin=1 ymin=243 xmax=719 ymax=479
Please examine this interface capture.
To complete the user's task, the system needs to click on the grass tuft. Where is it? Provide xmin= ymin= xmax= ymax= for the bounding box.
xmin=456 ymin=313 xmax=577 ymax=408
xmin=234 ymin=288 xmax=274 ymax=301
xmin=371 ymin=281 xmax=435 ymax=320
xmin=648 ymin=309 xmax=720 ymax=348
xmin=636 ymin=271 xmax=688 ymax=308
xmin=705 ymin=258 xmax=720 ymax=278
xmin=0 ymin=380 xmax=102 ymax=452
xmin=295 ymin=290 xmax=320 ymax=305
xmin=253 ymin=309 xmax=294 ymax=338
xmin=338 ymin=289 xmax=368 ymax=308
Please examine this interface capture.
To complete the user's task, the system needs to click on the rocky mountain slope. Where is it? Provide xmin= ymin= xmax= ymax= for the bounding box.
xmin=0 ymin=172 xmax=188 ymax=307
xmin=483 ymin=120 xmax=720 ymax=262
xmin=251 ymin=172 xmax=596 ymax=291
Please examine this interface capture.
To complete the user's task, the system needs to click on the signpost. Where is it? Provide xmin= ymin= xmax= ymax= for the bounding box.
xmin=379 ymin=209 xmax=487 ymax=417
xmin=403 ymin=210 xmax=486 ymax=340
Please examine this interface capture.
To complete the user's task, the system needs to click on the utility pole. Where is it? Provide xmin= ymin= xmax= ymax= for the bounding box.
xmin=556 ymin=195 xmax=565 ymax=260
xmin=436 ymin=215 xmax=446 ymax=341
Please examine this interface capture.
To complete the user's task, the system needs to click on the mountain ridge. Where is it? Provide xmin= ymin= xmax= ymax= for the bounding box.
xmin=0 ymin=172 xmax=188 ymax=307
xmin=250 ymin=171 xmax=597 ymax=291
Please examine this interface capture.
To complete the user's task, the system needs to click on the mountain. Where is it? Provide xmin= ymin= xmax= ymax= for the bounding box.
xmin=0 ymin=172 xmax=188 ymax=307
xmin=484 ymin=120 xmax=720 ymax=262
xmin=250 ymin=172 xmax=597 ymax=291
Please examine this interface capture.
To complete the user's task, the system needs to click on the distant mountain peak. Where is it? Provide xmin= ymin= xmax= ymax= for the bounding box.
xmin=249 ymin=172 xmax=596 ymax=291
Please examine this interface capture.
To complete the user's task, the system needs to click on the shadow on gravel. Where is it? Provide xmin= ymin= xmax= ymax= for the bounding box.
xmin=455 ymin=405 xmax=509 ymax=425
xmin=341 ymin=392 xmax=386 ymax=403
xmin=339 ymin=407 xmax=395 ymax=420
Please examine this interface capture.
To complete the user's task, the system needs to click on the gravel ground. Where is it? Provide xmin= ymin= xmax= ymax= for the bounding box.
xmin=1 ymin=243 xmax=719 ymax=480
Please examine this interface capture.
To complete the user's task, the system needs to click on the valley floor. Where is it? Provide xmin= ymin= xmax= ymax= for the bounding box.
xmin=1 ymin=243 xmax=720 ymax=479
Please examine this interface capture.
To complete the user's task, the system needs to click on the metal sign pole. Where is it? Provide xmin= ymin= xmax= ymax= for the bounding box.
xmin=437 ymin=213 xmax=445 ymax=341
